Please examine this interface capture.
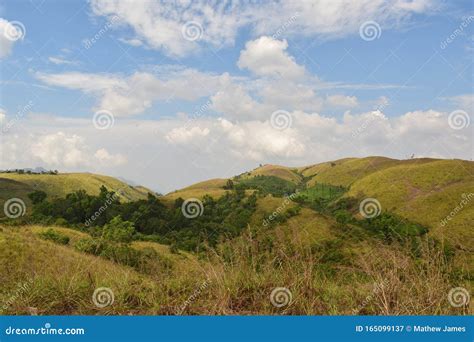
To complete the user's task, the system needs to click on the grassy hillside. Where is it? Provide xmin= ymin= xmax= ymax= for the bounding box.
xmin=1 ymin=220 xmax=466 ymax=315
xmin=346 ymin=159 xmax=474 ymax=250
xmin=0 ymin=173 xmax=153 ymax=203
xmin=239 ymin=164 xmax=302 ymax=184
xmin=302 ymin=157 xmax=399 ymax=187
xmin=1 ymin=156 xmax=471 ymax=315
xmin=163 ymin=178 xmax=229 ymax=202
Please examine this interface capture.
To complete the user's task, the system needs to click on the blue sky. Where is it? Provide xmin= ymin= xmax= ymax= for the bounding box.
xmin=0 ymin=0 xmax=472 ymax=192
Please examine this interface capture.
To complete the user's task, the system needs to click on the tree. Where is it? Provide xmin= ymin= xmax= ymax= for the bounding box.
xmin=224 ymin=179 xmax=234 ymax=190
xmin=101 ymin=216 xmax=135 ymax=243
xmin=28 ymin=190 xmax=47 ymax=204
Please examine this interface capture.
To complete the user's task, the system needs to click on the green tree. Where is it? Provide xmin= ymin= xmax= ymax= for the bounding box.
xmin=28 ymin=190 xmax=47 ymax=204
xmin=101 ymin=216 xmax=135 ymax=243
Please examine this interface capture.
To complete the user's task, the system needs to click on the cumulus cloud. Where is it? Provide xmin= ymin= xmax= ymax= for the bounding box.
xmin=210 ymin=83 xmax=272 ymax=121
xmin=30 ymin=132 xmax=91 ymax=168
xmin=1 ymin=107 xmax=470 ymax=192
xmin=238 ymin=36 xmax=306 ymax=80
xmin=36 ymin=68 xmax=229 ymax=116
xmin=1 ymin=131 xmax=127 ymax=171
xmin=89 ymin=0 xmax=436 ymax=57
xmin=94 ymin=148 xmax=127 ymax=166
xmin=165 ymin=126 xmax=210 ymax=144
xmin=218 ymin=118 xmax=306 ymax=160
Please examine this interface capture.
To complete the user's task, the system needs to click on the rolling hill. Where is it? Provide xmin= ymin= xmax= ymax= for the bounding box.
xmin=0 ymin=156 xmax=472 ymax=315
xmin=0 ymin=172 xmax=154 ymax=204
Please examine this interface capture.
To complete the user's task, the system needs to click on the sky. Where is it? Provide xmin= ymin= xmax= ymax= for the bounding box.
xmin=0 ymin=0 xmax=473 ymax=193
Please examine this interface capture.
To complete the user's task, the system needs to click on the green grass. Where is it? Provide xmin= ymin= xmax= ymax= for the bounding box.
xmin=0 ymin=173 xmax=153 ymax=203
xmin=296 ymin=183 xmax=346 ymax=202
xmin=346 ymin=159 xmax=474 ymax=248
xmin=235 ymin=175 xmax=297 ymax=197
xmin=238 ymin=164 xmax=302 ymax=184
xmin=0 ymin=156 xmax=472 ymax=315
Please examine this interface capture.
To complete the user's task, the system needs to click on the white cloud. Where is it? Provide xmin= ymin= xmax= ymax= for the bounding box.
xmin=94 ymin=148 xmax=127 ymax=166
xmin=238 ymin=36 xmax=306 ymax=80
xmin=165 ymin=126 xmax=210 ymax=144
xmin=118 ymin=38 xmax=143 ymax=47
xmin=48 ymin=56 xmax=79 ymax=65
xmin=326 ymin=94 xmax=359 ymax=108
xmin=89 ymin=0 xmax=436 ymax=57
xmin=0 ymin=18 xmax=21 ymax=58
xmin=447 ymin=94 xmax=473 ymax=112
xmin=210 ymin=83 xmax=271 ymax=121
xmin=1 ymin=108 xmax=471 ymax=192
xmin=36 ymin=68 xmax=228 ymax=116
xmin=218 ymin=118 xmax=306 ymax=160
xmin=0 ymin=108 xmax=5 ymax=124
xmin=30 ymin=132 xmax=91 ymax=168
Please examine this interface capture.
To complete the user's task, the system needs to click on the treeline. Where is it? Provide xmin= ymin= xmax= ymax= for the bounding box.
xmin=29 ymin=186 xmax=257 ymax=252
xmin=1 ymin=169 xmax=58 ymax=175
xmin=231 ymin=175 xmax=297 ymax=197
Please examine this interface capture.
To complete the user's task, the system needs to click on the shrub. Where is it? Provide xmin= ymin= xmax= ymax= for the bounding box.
xmin=38 ymin=229 xmax=70 ymax=245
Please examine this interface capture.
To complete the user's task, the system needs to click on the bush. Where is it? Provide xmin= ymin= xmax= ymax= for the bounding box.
xmin=100 ymin=216 xmax=135 ymax=243
xmin=38 ymin=229 xmax=70 ymax=245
